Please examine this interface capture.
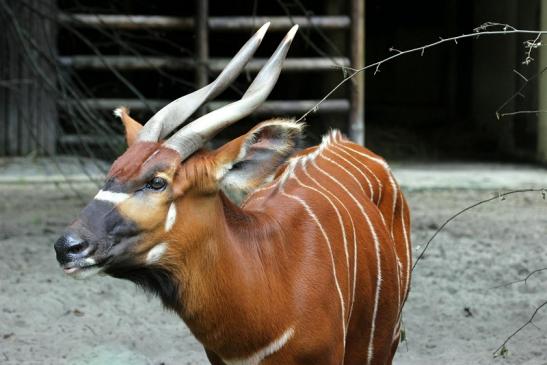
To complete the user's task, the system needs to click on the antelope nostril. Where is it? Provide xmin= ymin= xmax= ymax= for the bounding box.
xmin=55 ymin=234 xmax=94 ymax=265
xmin=67 ymin=241 xmax=89 ymax=255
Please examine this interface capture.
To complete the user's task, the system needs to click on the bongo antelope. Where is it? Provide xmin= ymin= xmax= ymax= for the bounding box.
xmin=54 ymin=23 xmax=411 ymax=365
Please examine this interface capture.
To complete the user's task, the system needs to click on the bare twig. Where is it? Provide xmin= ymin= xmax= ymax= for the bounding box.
xmin=498 ymin=109 xmax=547 ymax=118
xmin=522 ymin=33 xmax=542 ymax=66
xmin=513 ymin=69 xmax=528 ymax=82
xmin=492 ymin=267 xmax=547 ymax=289
xmin=493 ymin=300 xmax=547 ymax=358
xmin=84 ymin=324 xmax=98 ymax=336
xmin=496 ymin=65 xmax=547 ymax=119
xmin=412 ymin=189 xmax=546 ymax=272
xmin=296 ymin=22 xmax=547 ymax=123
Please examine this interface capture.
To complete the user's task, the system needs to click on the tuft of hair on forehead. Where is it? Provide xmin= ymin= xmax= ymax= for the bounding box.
xmin=174 ymin=150 xmax=220 ymax=193
xmin=108 ymin=142 xmax=180 ymax=183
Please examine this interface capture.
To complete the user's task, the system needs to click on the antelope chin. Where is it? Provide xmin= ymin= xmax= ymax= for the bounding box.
xmin=61 ymin=257 xmax=107 ymax=280
xmin=63 ymin=265 xmax=102 ymax=280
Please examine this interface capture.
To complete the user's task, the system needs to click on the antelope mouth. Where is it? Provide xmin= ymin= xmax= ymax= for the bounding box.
xmin=61 ymin=258 xmax=109 ymax=279
xmin=63 ymin=264 xmax=98 ymax=274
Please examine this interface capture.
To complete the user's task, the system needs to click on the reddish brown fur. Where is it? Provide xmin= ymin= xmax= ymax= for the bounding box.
xmin=95 ymin=121 xmax=411 ymax=365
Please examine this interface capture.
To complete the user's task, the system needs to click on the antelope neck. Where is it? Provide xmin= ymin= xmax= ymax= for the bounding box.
xmin=166 ymin=192 xmax=289 ymax=354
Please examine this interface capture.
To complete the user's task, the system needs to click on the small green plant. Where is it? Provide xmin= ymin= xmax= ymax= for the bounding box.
xmin=494 ymin=344 xmax=509 ymax=359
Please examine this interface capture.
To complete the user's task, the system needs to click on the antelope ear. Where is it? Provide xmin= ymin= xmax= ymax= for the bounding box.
xmin=114 ymin=107 xmax=143 ymax=147
xmin=214 ymin=119 xmax=303 ymax=205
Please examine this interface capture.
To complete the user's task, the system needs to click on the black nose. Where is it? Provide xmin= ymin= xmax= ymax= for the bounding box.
xmin=54 ymin=234 xmax=93 ymax=265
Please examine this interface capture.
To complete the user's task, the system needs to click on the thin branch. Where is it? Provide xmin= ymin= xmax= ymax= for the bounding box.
xmin=522 ymin=33 xmax=542 ymax=66
xmin=412 ymin=189 xmax=546 ymax=272
xmin=493 ymin=300 xmax=547 ymax=358
xmin=498 ymin=109 xmax=547 ymax=118
xmin=513 ymin=69 xmax=529 ymax=82
xmin=296 ymin=22 xmax=547 ymax=123
xmin=496 ymin=65 xmax=547 ymax=119
xmin=492 ymin=267 xmax=547 ymax=289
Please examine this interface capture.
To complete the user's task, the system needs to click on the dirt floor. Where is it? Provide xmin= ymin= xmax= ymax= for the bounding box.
xmin=0 ymin=184 xmax=546 ymax=365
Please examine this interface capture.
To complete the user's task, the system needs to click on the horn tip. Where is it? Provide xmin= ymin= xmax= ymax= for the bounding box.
xmin=256 ymin=22 xmax=270 ymax=40
xmin=286 ymin=24 xmax=299 ymax=40
xmin=113 ymin=106 xmax=128 ymax=118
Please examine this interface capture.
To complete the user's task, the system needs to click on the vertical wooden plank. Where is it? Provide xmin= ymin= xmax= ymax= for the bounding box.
xmin=6 ymin=1 xmax=20 ymax=155
xmin=1 ymin=0 xmax=58 ymax=156
xmin=20 ymin=0 xmax=31 ymax=154
xmin=539 ymin=0 xmax=547 ymax=163
xmin=0 ymin=5 xmax=7 ymax=156
xmin=34 ymin=0 xmax=58 ymax=155
xmin=195 ymin=0 xmax=209 ymax=117
xmin=349 ymin=0 xmax=365 ymax=145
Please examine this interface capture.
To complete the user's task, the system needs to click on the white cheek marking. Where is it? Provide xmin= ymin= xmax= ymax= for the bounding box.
xmin=165 ymin=202 xmax=177 ymax=232
xmin=223 ymin=327 xmax=295 ymax=365
xmin=146 ymin=242 xmax=168 ymax=264
xmin=94 ymin=190 xmax=130 ymax=204
xmin=83 ymin=257 xmax=96 ymax=266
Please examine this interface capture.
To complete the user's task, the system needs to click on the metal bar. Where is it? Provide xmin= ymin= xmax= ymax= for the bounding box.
xmin=539 ymin=2 xmax=547 ymax=163
xmin=58 ymin=55 xmax=194 ymax=70
xmin=58 ymin=56 xmax=350 ymax=72
xmin=209 ymin=16 xmax=350 ymax=31
xmin=208 ymin=100 xmax=350 ymax=114
xmin=59 ymin=134 xmax=124 ymax=145
xmin=209 ymin=58 xmax=349 ymax=72
xmin=62 ymin=98 xmax=350 ymax=114
xmin=349 ymin=0 xmax=365 ymax=145
xmin=58 ymin=14 xmax=351 ymax=31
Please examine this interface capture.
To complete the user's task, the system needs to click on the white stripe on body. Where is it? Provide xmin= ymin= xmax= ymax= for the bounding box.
xmin=330 ymin=142 xmax=394 ymax=234
xmin=301 ymin=163 xmax=359 ymax=327
xmin=241 ymin=182 xmax=276 ymax=207
xmin=400 ymin=190 xmax=411 ymax=300
xmin=223 ymin=327 xmax=295 ymax=365
xmin=336 ymin=142 xmax=407 ymax=285
xmin=94 ymin=190 xmax=130 ymax=204
xmin=338 ymin=143 xmax=389 ymax=168
xmin=323 ymin=144 xmax=404 ymax=323
xmin=320 ymin=154 xmax=367 ymax=197
xmin=280 ymin=185 xmax=347 ymax=352
xmin=292 ymin=168 xmax=351 ymax=325
xmin=387 ymin=174 xmax=399 ymax=235
xmin=310 ymin=157 xmax=383 ymax=365
xmin=331 ymin=144 xmax=383 ymax=203
xmin=336 ymin=140 xmax=411 ymax=348
xmin=326 ymin=148 xmax=374 ymax=199
xmin=338 ymin=143 xmax=399 ymax=235
xmin=241 ymin=132 xmax=408 ymax=363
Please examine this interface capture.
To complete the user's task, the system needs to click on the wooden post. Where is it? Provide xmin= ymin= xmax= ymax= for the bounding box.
xmin=349 ymin=0 xmax=365 ymax=145
xmin=0 ymin=0 xmax=58 ymax=156
xmin=195 ymin=0 xmax=209 ymax=113
xmin=539 ymin=0 xmax=547 ymax=163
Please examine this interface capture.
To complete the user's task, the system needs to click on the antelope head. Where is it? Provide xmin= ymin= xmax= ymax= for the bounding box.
xmin=54 ymin=24 xmax=302 ymax=308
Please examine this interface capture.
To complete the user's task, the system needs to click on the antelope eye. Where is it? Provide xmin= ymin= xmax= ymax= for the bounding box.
xmin=146 ymin=177 xmax=167 ymax=191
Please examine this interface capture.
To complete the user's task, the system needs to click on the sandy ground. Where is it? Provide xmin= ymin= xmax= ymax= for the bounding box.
xmin=0 ymin=184 xmax=546 ymax=365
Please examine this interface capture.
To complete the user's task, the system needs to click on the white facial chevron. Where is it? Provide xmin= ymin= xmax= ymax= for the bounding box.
xmin=94 ymin=190 xmax=130 ymax=204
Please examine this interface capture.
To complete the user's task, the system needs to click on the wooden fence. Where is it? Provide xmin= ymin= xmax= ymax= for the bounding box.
xmin=0 ymin=0 xmax=364 ymax=156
